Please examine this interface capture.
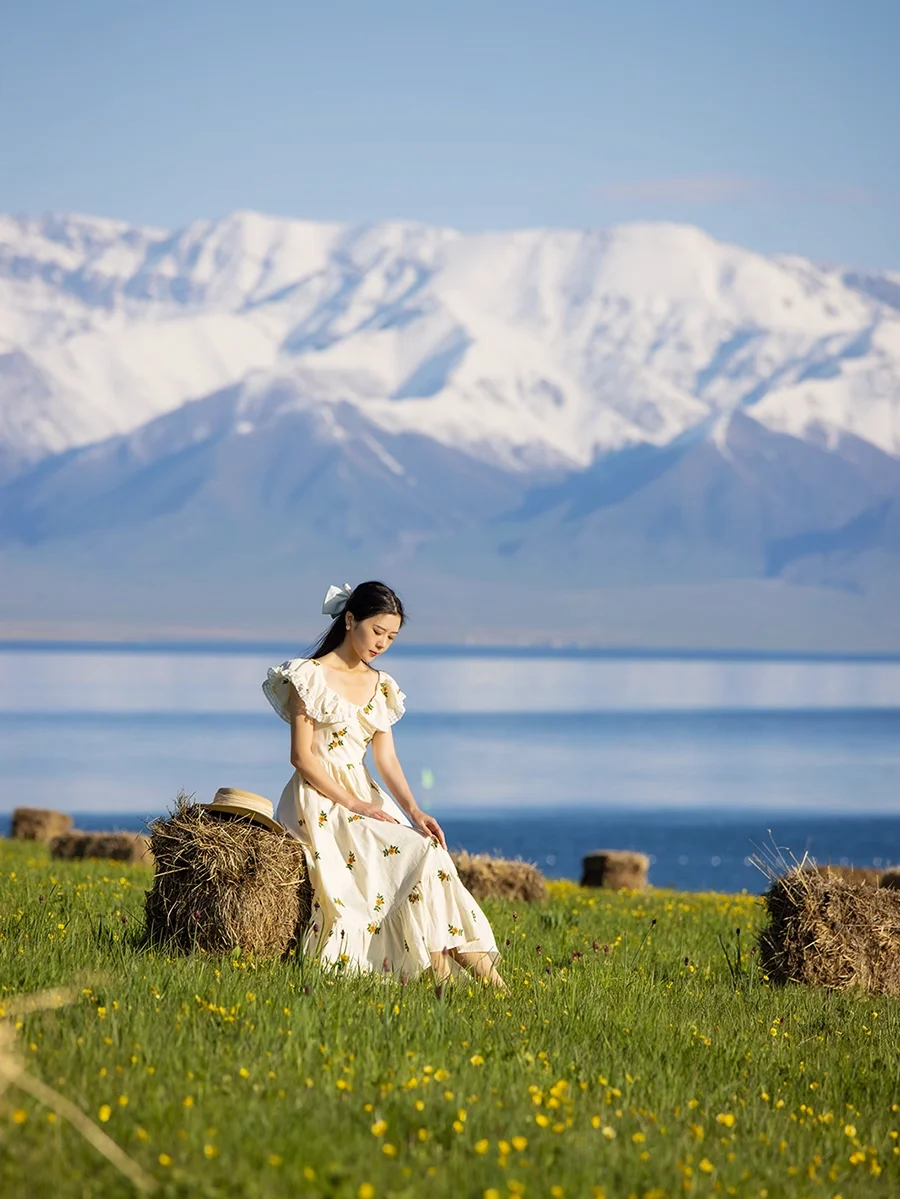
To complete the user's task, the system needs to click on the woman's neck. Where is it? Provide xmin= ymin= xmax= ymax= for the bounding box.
xmin=327 ymin=641 xmax=368 ymax=673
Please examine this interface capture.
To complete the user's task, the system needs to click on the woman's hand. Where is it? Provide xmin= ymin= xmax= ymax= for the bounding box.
xmin=411 ymin=810 xmax=447 ymax=850
xmin=350 ymin=801 xmax=399 ymax=824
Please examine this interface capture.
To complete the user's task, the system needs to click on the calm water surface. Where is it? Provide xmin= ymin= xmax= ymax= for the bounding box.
xmin=2 ymin=647 xmax=898 ymax=892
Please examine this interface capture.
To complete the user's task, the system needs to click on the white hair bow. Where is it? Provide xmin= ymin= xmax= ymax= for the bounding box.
xmin=322 ymin=582 xmax=354 ymax=618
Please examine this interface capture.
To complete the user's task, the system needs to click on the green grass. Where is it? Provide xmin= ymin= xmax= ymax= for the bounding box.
xmin=1 ymin=839 xmax=899 ymax=1199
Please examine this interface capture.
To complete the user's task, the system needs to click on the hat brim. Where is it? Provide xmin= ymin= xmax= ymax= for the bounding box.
xmin=200 ymin=803 xmax=284 ymax=836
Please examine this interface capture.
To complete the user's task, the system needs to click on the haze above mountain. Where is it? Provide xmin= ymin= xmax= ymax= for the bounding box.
xmin=1 ymin=209 xmax=898 ymax=649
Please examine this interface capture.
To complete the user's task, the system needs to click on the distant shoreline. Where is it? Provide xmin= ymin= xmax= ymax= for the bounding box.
xmin=3 ymin=638 xmax=900 ymax=664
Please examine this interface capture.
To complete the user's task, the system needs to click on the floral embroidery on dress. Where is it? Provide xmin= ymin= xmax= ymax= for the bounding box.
xmin=437 ymin=869 xmax=451 ymax=882
xmin=471 ymin=909 xmax=478 ymax=921
xmin=383 ymin=844 xmax=400 ymax=857
xmin=367 ymin=922 xmax=381 ymax=935
xmin=408 ymin=888 xmax=421 ymax=904
xmin=328 ymin=727 xmax=348 ymax=751
xmin=448 ymin=923 xmax=463 ymax=936
xmin=374 ymin=893 xmax=384 ymax=911
xmin=362 ymin=701 xmax=375 ymax=715
xmin=318 ymin=810 xmax=328 ymax=827
xmin=346 ymin=852 xmax=356 ymax=870
xmin=347 ymin=813 xmax=363 ymax=822
xmin=333 ymin=897 xmax=344 ymax=907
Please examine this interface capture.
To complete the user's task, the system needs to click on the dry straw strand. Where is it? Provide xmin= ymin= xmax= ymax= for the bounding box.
xmin=0 ymin=985 xmax=156 ymax=1192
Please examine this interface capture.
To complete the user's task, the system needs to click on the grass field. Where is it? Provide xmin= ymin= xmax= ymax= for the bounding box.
xmin=1 ymin=839 xmax=899 ymax=1199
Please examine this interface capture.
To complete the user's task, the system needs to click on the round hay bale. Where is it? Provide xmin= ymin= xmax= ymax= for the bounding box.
xmin=805 ymin=863 xmax=883 ymax=887
xmin=451 ymin=851 xmax=546 ymax=902
xmin=759 ymin=867 xmax=900 ymax=997
xmin=880 ymin=869 xmax=900 ymax=890
xmin=49 ymin=831 xmax=153 ymax=864
xmin=581 ymin=850 xmax=649 ymax=891
xmin=143 ymin=797 xmax=312 ymax=957
xmin=49 ymin=832 xmax=89 ymax=860
xmin=11 ymin=807 xmax=72 ymax=842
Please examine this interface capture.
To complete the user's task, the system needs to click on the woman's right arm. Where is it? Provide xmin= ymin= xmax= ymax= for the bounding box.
xmin=289 ymin=689 xmax=397 ymax=822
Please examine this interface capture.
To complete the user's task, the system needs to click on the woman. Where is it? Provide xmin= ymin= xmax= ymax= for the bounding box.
xmin=263 ymin=580 xmax=505 ymax=988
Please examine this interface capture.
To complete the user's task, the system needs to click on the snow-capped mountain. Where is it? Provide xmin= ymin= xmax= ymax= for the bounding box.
xmin=1 ymin=208 xmax=899 ymax=646
xmin=3 ymin=209 xmax=899 ymax=478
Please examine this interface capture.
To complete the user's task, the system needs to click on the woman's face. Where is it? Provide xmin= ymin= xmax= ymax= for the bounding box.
xmin=346 ymin=611 xmax=402 ymax=662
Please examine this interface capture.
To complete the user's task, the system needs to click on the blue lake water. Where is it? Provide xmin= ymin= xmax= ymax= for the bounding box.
xmin=1 ymin=646 xmax=899 ymax=893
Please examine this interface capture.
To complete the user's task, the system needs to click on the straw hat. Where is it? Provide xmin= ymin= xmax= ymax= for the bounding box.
xmin=200 ymin=788 xmax=283 ymax=834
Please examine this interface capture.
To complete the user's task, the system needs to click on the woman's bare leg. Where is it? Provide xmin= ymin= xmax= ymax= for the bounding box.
xmin=450 ymin=948 xmax=506 ymax=990
xmin=430 ymin=949 xmax=454 ymax=983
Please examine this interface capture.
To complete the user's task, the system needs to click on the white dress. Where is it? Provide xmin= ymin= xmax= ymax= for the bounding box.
xmin=262 ymin=657 xmax=501 ymax=979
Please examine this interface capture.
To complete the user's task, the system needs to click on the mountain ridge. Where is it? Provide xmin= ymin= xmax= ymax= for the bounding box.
xmin=2 ymin=208 xmax=899 ymax=647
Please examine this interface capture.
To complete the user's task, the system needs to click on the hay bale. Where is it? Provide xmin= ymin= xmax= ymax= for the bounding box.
xmin=50 ymin=831 xmax=153 ymax=864
xmin=48 ymin=832 xmax=88 ymax=860
xmin=758 ymin=866 xmax=900 ymax=997
xmin=143 ymin=797 xmax=312 ymax=957
xmin=11 ymin=808 xmax=72 ymax=842
xmin=805 ymin=863 xmax=883 ymax=887
xmin=581 ymin=850 xmax=649 ymax=891
xmin=880 ymin=869 xmax=900 ymax=890
xmin=451 ymin=851 xmax=546 ymax=902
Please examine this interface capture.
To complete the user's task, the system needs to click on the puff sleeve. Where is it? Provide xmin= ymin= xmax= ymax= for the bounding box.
xmin=262 ymin=658 xmax=337 ymax=725
xmin=377 ymin=671 xmax=407 ymax=726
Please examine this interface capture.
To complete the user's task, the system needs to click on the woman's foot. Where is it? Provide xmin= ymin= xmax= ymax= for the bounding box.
xmin=430 ymin=949 xmax=454 ymax=984
xmin=451 ymin=949 xmax=507 ymax=990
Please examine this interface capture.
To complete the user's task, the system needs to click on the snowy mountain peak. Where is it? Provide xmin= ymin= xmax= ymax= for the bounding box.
xmin=1 ymin=208 xmax=899 ymax=483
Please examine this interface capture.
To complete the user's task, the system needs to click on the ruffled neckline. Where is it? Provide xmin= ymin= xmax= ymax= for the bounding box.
xmin=262 ymin=656 xmax=405 ymax=729
xmin=309 ymin=659 xmax=381 ymax=709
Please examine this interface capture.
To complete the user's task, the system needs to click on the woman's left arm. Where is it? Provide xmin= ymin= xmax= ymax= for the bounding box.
xmin=371 ymin=728 xmax=447 ymax=849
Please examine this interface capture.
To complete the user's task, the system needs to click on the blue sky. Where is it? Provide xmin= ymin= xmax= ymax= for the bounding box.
xmin=1 ymin=0 xmax=897 ymax=267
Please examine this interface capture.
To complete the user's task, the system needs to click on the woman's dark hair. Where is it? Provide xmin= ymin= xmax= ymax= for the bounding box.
xmin=308 ymin=580 xmax=406 ymax=659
